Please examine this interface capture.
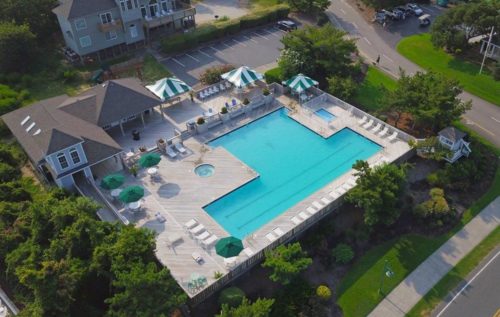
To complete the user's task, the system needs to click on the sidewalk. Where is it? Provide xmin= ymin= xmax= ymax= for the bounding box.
xmin=368 ymin=196 xmax=500 ymax=317
xmin=0 ymin=286 xmax=19 ymax=315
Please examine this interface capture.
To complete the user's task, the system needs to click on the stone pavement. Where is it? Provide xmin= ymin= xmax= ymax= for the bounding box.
xmin=368 ymin=196 xmax=500 ymax=317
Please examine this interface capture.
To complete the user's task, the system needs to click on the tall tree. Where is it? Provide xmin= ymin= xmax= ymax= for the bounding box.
xmin=347 ymin=161 xmax=410 ymax=227
xmin=284 ymin=0 xmax=331 ymax=14
xmin=262 ymin=242 xmax=312 ymax=285
xmin=0 ymin=22 xmax=37 ymax=73
xmin=217 ymin=298 xmax=275 ymax=317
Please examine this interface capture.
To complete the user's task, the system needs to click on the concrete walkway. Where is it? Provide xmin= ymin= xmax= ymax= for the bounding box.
xmin=0 ymin=286 xmax=19 ymax=315
xmin=368 ymin=196 xmax=500 ymax=317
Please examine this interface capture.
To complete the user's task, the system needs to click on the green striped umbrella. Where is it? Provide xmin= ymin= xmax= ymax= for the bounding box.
xmin=138 ymin=153 xmax=161 ymax=168
xmin=283 ymin=73 xmax=318 ymax=93
xmin=215 ymin=236 xmax=244 ymax=258
xmin=221 ymin=66 xmax=264 ymax=88
xmin=100 ymin=173 xmax=125 ymax=189
xmin=146 ymin=77 xmax=191 ymax=101
xmin=118 ymin=186 xmax=144 ymax=203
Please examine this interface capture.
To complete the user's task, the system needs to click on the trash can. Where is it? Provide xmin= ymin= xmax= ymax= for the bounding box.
xmin=132 ymin=130 xmax=140 ymax=141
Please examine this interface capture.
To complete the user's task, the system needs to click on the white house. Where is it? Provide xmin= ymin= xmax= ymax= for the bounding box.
xmin=438 ymin=127 xmax=471 ymax=163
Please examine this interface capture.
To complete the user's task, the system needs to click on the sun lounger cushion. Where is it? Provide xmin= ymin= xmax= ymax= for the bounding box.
xmin=307 ymin=207 xmax=318 ymax=215
xmin=190 ymin=224 xmax=205 ymax=234
xmin=273 ymin=227 xmax=284 ymax=236
xmin=291 ymin=216 xmax=302 ymax=225
xmin=265 ymin=232 xmax=277 ymax=242
xmin=184 ymin=219 xmax=197 ymax=229
xmin=243 ymin=247 xmax=254 ymax=257
xmin=312 ymin=201 xmax=323 ymax=209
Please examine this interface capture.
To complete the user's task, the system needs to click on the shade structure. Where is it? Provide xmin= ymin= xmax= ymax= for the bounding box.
xmin=146 ymin=77 xmax=191 ymax=101
xmin=221 ymin=66 xmax=264 ymax=88
xmin=118 ymin=186 xmax=144 ymax=203
xmin=138 ymin=152 xmax=161 ymax=168
xmin=283 ymin=73 xmax=319 ymax=94
xmin=100 ymin=173 xmax=125 ymax=189
xmin=215 ymin=236 xmax=244 ymax=258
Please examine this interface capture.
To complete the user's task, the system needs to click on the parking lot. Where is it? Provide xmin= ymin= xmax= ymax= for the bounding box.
xmin=161 ymin=26 xmax=286 ymax=86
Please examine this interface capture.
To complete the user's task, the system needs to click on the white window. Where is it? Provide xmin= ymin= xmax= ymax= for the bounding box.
xmin=119 ymin=0 xmax=126 ymax=11
xmin=129 ymin=24 xmax=138 ymax=38
xmin=69 ymin=148 xmax=81 ymax=164
xmin=126 ymin=0 xmax=133 ymax=9
xmin=140 ymin=5 xmax=147 ymax=17
xmin=105 ymin=31 xmax=117 ymax=41
xmin=79 ymin=35 xmax=92 ymax=47
xmin=149 ymin=0 xmax=159 ymax=17
xmin=57 ymin=153 xmax=69 ymax=169
xmin=100 ymin=12 xmax=113 ymax=24
xmin=133 ymin=0 xmax=139 ymax=8
xmin=74 ymin=18 xmax=87 ymax=30
xmin=160 ymin=0 xmax=169 ymax=11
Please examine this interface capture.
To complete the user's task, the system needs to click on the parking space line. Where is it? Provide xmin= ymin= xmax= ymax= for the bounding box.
xmin=253 ymin=32 xmax=269 ymax=40
xmin=222 ymin=42 xmax=234 ymax=49
xmin=170 ymin=58 xmax=185 ymax=67
xmin=198 ymin=49 xmax=211 ymax=58
xmin=382 ymin=54 xmax=394 ymax=62
xmin=232 ymin=38 xmax=247 ymax=47
xmin=265 ymin=29 xmax=281 ymax=38
xmin=363 ymin=37 xmax=372 ymax=45
xmin=185 ymin=53 xmax=200 ymax=62
xmin=273 ymin=27 xmax=287 ymax=33
xmin=243 ymin=35 xmax=258 ymax=43
xmin=209 ymin=46 xmax=224 ymax=54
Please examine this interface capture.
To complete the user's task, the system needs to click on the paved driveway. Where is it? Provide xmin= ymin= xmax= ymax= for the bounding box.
xmin=161 ymin=26 xmax=285 ymax=86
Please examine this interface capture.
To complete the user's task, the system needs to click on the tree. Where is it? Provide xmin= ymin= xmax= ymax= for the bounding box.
xmin=217 ymin=297 xmax=275 ymax=317
xmin=316 ymin=285 xmax=332 ymax=301
xmin=327 ymin=75 xmax=357 ymax=100
xmin=0 ymin=84 xmax=29 ymax=116
xmin=262 ymin=242 xmax=312 ymax=285
xmin=219 ymin=287 xmax=246 ymax=308
xmin=347 ymin=160 xmax=409 ymax=227
xmin=279 ymin=24 xmax=357 ymax=81
xmin=331 ymin=243 xmax=354 ymax=264
xmin=284 ymin=0 xmax=331 ymax=14
xmin=0 ymin=162 xmax=18 ymax=182
xmin=0 ymin=22 xmax=36 ymax=73
xmin=385 ymin=71 xmax=471 ymax=132
xmin=408 ymin=137 xmax=452 ymax=161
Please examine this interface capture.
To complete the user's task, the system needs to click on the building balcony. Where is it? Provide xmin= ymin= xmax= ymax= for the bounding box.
xmin=143 ymin=6 xmax=195 ymax=29
xmin=98 ymin=19 xmax=123 ymax=32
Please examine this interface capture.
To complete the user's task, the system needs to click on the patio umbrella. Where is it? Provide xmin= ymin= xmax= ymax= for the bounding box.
xmin=221 ymin=66 xmax=264 ymax=88
xmin=216 ymin=236 xmax=244 ymax=258
xmin=138 ymin=152 xmax=161 ymax=168
xmin=100 ymin=173 xmax=125 ymax=189
xmin=283 ymin=73 xmax=318 ymax=94
xmin=146 ymin=77 xmax=191 ymax=101
xmin=118 ymin=186 xmax=144 ymax=203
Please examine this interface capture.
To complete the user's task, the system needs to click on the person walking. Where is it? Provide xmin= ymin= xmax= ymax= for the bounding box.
xmin=376 ymin=55 xmax=380 ymax=64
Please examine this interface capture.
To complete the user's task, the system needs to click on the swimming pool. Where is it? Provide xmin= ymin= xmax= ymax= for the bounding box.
xmin=205 ymin=109 xmax=380 ymax=238
xmin=315 ymin=108 xmax=336 ymax=122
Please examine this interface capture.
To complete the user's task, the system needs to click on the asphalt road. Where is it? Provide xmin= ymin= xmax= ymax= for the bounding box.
xmin=433 ymin=248 xmax=500 ymax=317
xmin=161 ymin=26 xmax=285 ymax=86
xmin=327 ymin=0 xmax=500 ymax=147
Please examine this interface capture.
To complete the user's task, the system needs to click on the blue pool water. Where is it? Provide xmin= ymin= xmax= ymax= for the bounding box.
xmin=205 ymin=109 xmax=380 ymax=238
xmin=315 ymin=108 xmax=336 ymax=122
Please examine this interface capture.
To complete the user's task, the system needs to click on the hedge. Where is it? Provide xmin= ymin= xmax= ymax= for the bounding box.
xmin=264 ymin=66 xmax=283 ymax=84
xmin=161 ymin=4 xmax=289 ymax=54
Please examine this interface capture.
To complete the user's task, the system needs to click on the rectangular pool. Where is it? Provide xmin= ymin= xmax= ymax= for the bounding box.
xmin=205 ymin=109 xmax=380 ymax=238
xmin=315 ymin=108 xmax=336 ymax=122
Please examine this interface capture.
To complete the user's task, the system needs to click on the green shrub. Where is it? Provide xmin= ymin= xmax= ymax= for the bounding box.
xmin=0 ymin=181 xmax=31 ymax=202
xmin=262 ymin=88 xmax=270 ymax=96
xmin=220 ymin=107 xmax=228 ymax=114
xmin=242 ymin=98 xmax=250 ymax=105
xmin=414 ymin=187 xmax=453 ymax=226
xmin=332 ymin=243 xmax=355 ymax=264
xmin=0 ymin=162 xmax=18 ymax=182
xmin=218 ymin=287 xmax=245 ymax=307
xmin=199 ymin=64 xmax=235 ymax=85
xmin=216 ymin=19 xmax=240 ymax=36
xmin=264 ymin=67 xmax=283 ymax=84
xmin=197 ymin=117 xmax=205 ymax=125
xmin=327 ymin=75 xmax=357 ymax=100
xmin=317 ymin=12 xmax=329 ymax=26
xmin=316 ymin=285 xmax=332 ymax=301
xmin=493 ymin=62 xmax=500 ymax=81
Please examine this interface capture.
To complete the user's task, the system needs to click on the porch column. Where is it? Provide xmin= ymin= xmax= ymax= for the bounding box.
xmin=119 ymin=122 xmax=125 ymax=136
xmin=159 ymin=104 xmax=165 ymax=120
xmin=141 ymin=113 xmax=146 ymax=128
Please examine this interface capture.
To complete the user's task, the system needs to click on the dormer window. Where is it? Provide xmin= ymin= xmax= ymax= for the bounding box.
xmin=100 ymin=12 xmax=113 ymax=24
xmin=70 ymin=148 xmax=81 ymax=164
xmin=57 ymin=153 xmax=69 ymax=169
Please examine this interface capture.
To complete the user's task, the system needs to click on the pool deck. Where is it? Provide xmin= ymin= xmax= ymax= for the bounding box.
xmin=98 ymin=89 xmax=413 ymax=299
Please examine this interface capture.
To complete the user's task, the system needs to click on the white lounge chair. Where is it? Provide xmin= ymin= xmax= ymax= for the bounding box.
xmin=358 ymin=116 xmax=367 ymax=125
xmin=184 ymin=218 xmax=197 ymax=229
xmin=347 ymin=177 xmax=357 ymax=187
xmin=329 ymin=190 xmax=340 ymax=199
xmin=307 ymin=206 xmax=318 ymax=215
xmin=371 ymin=123 xmax=382 ymax=133
xmin=378 ymin=126 xmax=389 ymax=137
xmin=342 ymin=182 xmax=353 ymax=190
xmin=166 ymin=145 xmax=177 ymax=158
xmin=207 ymin=87 xmax=214 ymax=95
xmin=204 ymin=89 xmax=211 ymax=97
xmin=312 ymin=201 xmax=323 ymax=209
xmin=192 ymin=252 xmax=203 ymax=263
xmin=202 ymin=234 xmax=218 ymax=248
xmin=363 ymin=119 xmax=374 ymax=129
xmin=190 ymin=224 xmax=205 ymax=235
xmin=266 ymin=232 xmax=277 ymax=242
xmin=299 ymin=211 xmax=310 ymax=221
xmin=213 ymin=86 xmax=219 ymax=93
xmin=291 ymin=216 xmax=302 ymax=225
xmin=225 ymin=81 xmax=231 ymax=89
xmin=388 ymin=131 xmax=398 ymax=141
xmin=174 ymin=142 xmax=187 ymax=154
xmin=195 ymin=231 xmax=210 ymax=241
xmin=243 ymin=247 xmax=254 ymax=257
xmin=321 ymin=197 xmax=331 ymax=205
xmin=219 ymin=84 xmax=225 ymax=91
xmin=336 ymin=186 xmax=347 ymax=195
xmin=273 ymin=227 xmax=284 ymax=236
xmin=199 ymin=91 xmax=205 ymax=100
xmin=224 ymin=257 xmax=238 ymax=268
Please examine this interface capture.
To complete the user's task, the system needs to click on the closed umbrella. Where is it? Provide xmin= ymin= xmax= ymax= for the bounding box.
xmin=100 ymin=173 xmax=125 ymax=189
xmin=118 ymin=186 xmax=144 ymax=203
xmin=138 ymin=153 xmax=161 ymax=168
xmin=216 ymin=236 xmax=244 ymax=258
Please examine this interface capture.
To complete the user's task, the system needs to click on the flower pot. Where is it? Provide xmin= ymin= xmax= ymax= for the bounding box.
xmin=220 ymin=113 xmax=230 ymax=123
xmin=196 ymin=123 xmax=208 ymax=134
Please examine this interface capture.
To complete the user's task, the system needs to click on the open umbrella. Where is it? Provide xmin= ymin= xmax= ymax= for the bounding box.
xmin=138 ymin=153 xmax=161 ymax=168
xmin=216 ymin=236 xmax=244 ymax=258
xmin=145 ymin=77 xmax=191 ymax=101
xmin=221 ymin=66 xmax=263 ymax=88
xmin=283 ymin=73 xmax=318 ymax=94
xmin=118 ymin=186 xmax=144 ymax=203
xmin=100 ymin=173 xmax=125 ymax=189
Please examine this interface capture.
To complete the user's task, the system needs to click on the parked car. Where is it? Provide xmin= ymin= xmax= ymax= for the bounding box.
xmin=418 ymin=14 xmax=431 ymax=26
xmin=277 ymin=20 xmax=297 ymax=32
xmin=407 ymin=3 xmax=424 ymax=16
xmin=396 ymin=6 xmax=413 ymax=16
xmin=381 ymin=9 xmax=397 ymax=20
xmin=392 ymin=8 xmax=406 ymax=20
xmin=374 ymin=11 xmax=387 ymax=24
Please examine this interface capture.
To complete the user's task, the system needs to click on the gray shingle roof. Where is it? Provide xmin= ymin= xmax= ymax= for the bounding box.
xmin=438 ymin=127 xmax=466 ymax=142
xmin=53 ymin=0 xmax=117 ymax=19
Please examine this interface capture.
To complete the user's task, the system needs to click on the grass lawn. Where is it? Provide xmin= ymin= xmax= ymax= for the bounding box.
xmin=397 ymin=34 xmax=500 ymax=106
xmin=121 ymin=54 xmax=171 ymax=84
xmin=251 ymin=0 xmax=280 ymax=9
xmin=337 ymin=165 xmax=500 ymax=317
xmin=407 ymin=227 xmax=500 ymax=317
xmin=351 ymin=67 xmax=397 ymax=112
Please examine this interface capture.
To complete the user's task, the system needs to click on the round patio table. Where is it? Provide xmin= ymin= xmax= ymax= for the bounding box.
xmin=110 ymin=188 xmax=122 ymax=198
xmin=147 ymin=167 xmax=158 ymax=175
xmin=128 ymin=200 xmax=141 ymax=211
xmin=126 ymin=152 xmax=134 ymax=158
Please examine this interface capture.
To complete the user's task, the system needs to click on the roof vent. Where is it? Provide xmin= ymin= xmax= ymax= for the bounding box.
xmin=33 ymin=129 xmax=41 ymax=136
xmin=21 ymin=115 xmax=30 ymax=126
xmin=26 ymin=122 xmax=36 ymax=132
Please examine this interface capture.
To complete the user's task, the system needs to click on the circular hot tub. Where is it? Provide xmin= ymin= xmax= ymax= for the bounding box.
xmin=194 ymin=164 xmax=215 ymax=178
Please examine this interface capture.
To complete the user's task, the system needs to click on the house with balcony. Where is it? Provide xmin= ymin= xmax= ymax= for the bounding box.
xmin=1 ymin=78 xmax=162 ymax=189
xmin=438 ymin=127 xmax=472 ymax=163
xmin=53 ymin=0 xmax=196 ymax=62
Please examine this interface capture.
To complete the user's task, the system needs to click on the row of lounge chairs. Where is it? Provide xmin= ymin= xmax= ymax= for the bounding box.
xmin=166 ymin=142 xmax=187 ymax=159
xmin=198 ymin=82 xmax=232 ymax=100
xmin=184 ymin=219 xmax=218 ymax=253
xmin=265 ymin=227 xmax=285 ymax=242
xmin=358 ymin=116 xmax=398 ymax=141
xmin=290 ymin=196 xmax=332 ymax=226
